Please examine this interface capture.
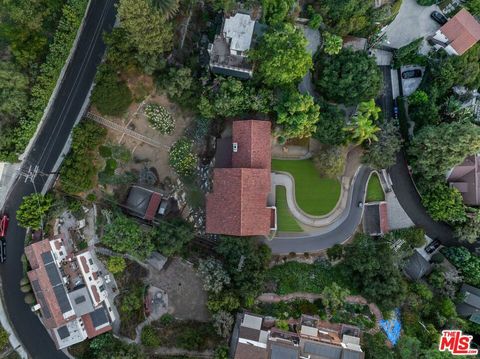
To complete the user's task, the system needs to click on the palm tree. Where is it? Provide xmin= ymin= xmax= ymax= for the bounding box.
xmin=344 ymin=99 xmax=381 ymax=144
xmin=150 ymin=0 xmax=180 ymax=20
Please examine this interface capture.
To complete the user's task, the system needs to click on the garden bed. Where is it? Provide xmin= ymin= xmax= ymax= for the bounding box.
xmin=275 ymin=186 xmax=303 ymax=232
xmin=264 ymin=261 xmax=350 ymax=295
xmin=272 ymin=159 xmax=341 ymax=216
xmin=366 ymin=173 xmax=385 ymax=202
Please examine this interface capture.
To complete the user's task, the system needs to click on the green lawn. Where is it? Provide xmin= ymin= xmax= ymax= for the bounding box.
xmin=275 ymin=186 xmax=303 ymax=232
xmin=366 ymin=173 xmax=385 ymax=202
xmin=272 ymin=159 xmax=341 ymax=216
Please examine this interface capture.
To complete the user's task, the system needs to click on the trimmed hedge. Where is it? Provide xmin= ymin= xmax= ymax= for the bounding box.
xmin=0 ymin=0 xmax=89 ymax=161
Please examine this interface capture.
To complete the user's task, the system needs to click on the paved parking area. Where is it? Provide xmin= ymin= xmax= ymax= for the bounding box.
xmin=383 ymin=0 xmax=440 ymax=49
xmin=400 ymin=65 xmax=425 ymax=96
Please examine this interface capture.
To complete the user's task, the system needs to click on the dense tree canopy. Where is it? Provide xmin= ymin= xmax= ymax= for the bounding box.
xmin=117 ymin=0 xmax=173 ymax=58
xmin=91 ymin=64 xmax=132 ymax=117
xmin=316 ymin=0 xmax=374 ymax=36
xmin=419 ymin=180 xmax=467 ymax=224
xmin=323 ymin=33 xmax=343 ymax=55
xmin=16 ymin=193 xmax=53 ymax=230
xmin=408 ymin=120 xmax=480 ymax=180
xmin=149 ymin=218 xmax=194 ymax=256
xmin=215 ymin=236 xmax=271 ymax=304
xmin=443 ymin=246 xmax=480 ymax=287
xmin=342 ymin=233 xmax=407 ymax=310
xmin=363 ymin=120 xmax=402 ymax=169
xmin=251 ymin=24 xmax=312 ymax=87
xmin=0 ymin=61 xmax=29 ymax=121
xmin=102 ymin=214 xmax=154 ymax=260
xmin=275 ymin=89 xmax=320 ymax=139
xmin=313 ymin=101 xmax=347 ymax=145
xmin=198 ymin=77 xmax=273 ymax=119
xmin=315 ymin=49 xmax=381 ymax=105
xmin=261 ymin=0 xmax=296 ymax=25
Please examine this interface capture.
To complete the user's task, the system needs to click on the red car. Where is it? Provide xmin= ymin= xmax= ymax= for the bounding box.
xmin=0 ymin=215 xmax=9 ymax=238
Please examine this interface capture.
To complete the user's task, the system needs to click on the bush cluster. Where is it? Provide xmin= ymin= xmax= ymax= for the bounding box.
xmin=145 ymin=103 xmax=175 ymax=135
xmin=0 ymin=0 xmax=89 ymax=161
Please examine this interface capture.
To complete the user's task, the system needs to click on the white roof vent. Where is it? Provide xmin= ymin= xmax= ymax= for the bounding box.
xmin=233 ymin=142 xmax=238 ymax=152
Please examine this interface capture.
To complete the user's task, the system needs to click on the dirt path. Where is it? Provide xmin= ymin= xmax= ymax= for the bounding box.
xmin=256 ymin=292 xmax=383 ymax=332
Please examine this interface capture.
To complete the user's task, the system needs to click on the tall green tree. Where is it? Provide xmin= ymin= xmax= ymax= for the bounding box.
xmin=315 ymin=49 xmax=381 ymax=105
xmin=261 ymin=0 xmax=296 ymax=25
xmin=344 ymin=99 xmax=381 ymax=144
xmin=0 ymin=61 xmax=29 ymax=121
xmin=316 ymin=0 xmax=373 ymax=36
xmin=149 ymin=218 xmax=194 ymax=256
xmin=419 ymin=180 xmax=466 ymax=224
xmin=117 ymin=0 xmax=173 ymax=58
xmin=313 ymin=101 xmax=347 ymax=145
xmin=343 ymin=233 xmax=407 ymax=310
xmin=251 ymin=24 xmax=312 ymax=87
xmin=454 ymin=211 xmax=480 ymax=243
xmin=16 ymin=193 xmax=53 ymax=230
xmin=275 ymin=89 xmax=320 ymax=139
xmin=363 ymin=120 xmax=402 ymax=169
xmin=408 ymin=120 xmax=480 ymax=180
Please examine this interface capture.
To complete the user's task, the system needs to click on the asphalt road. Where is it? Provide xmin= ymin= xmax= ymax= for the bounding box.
xmin=264 ymin=166 xmax=371 ymax=254
xmin=388 ymin=151 xmax=455 ymax=245
xmin=0 ymin=1 xmax=116 ymax=358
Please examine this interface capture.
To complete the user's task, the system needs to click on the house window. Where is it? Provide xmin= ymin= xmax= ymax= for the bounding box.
xmin=59 ymin=251 xmax=63 ymax=256
xmin=99 ymin=285 xmax=105 ymax=292
xmin=88 ymin=276 xmax=92 ymax=281
xmin=89 ymin=258 xmax=93 ymax=265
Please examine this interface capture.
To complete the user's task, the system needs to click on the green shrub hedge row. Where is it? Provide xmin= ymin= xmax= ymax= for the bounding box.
xmin=1 ymin=0 xmax=89 ymax=161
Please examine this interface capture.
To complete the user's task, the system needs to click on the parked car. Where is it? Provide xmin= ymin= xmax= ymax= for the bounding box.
xmin=425 ymin=239 xmax=441 ymax=254
xmin=0 ymin=238 xmax=5 ymax=263
xmin=402 ymin=69 xmax=422 ymax=79
xmin=431 ymin=11 xmax=448 ymax=25
xmin=393 ymin=99 xmax=399 ymax=119
xmin=0 ymin=214 xmax=8 ymax=238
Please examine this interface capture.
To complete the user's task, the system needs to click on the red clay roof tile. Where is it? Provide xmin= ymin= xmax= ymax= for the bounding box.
xmin=440 ymin=9 xmax=480 ymax=55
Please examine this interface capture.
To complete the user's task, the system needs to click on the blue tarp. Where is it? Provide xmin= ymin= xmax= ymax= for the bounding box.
xmin=379 ymin=308 xmax=402 ymax=346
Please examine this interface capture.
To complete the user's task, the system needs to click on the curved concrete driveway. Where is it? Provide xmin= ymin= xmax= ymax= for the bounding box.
xmin=264 ymin=166 xmax=371 ymax=254
xmin=272 ymin=172 xmax=349 ymax=227
xmin=383 ymin=0 xmax=440 ymax=49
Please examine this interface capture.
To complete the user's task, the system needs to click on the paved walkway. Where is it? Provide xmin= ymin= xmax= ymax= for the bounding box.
xmin=298 ymin=25 xmax=320 ymax=97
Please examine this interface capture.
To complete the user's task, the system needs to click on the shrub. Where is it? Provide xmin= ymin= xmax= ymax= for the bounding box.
xmin=105 ymin=159 xmax=117 ymax=175
xmin=0 ymin=0 xmax=89 ymax=161
xmin=91 ymin=64 xmax=132 ymax=116
xmin=24 ymin=293 xmax=35 ymax=305
xmin=60 ymin=120 xmax=106 ymax=194
xmin=313 ymin=146 xmax=346 ymax=178
xmin=169 ymin=138 xmax=197 ymax=177
xmin=141 ymin=325 xmax=160 ymax=347
xmin=99 ymin=145 xmax=112 ymax=158
xmin=107 ymin=257 xmax=126 ymax=274
xmin=145 ymin=103 xmax=175 ymax=134
xmin=160 ymin=313 xmax=175 ymax=326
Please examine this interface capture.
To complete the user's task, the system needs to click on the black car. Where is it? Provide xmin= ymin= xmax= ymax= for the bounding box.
xmin=431 ymin=11 xmax=448 ymax=25
xmin=0 ymin=238 xmax=6 ymax=263
xmin=425 ymin=239 xmax=441 ymax=254
xmin=402 ymin=69 xmax=422 ymax=79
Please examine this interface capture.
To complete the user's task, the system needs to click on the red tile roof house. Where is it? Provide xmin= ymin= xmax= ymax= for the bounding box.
xmin=447 ymin=155 xmax=480 ymax=206
xmin=206 ymin=120 xmax=277 ymax=236
xmin=432 ymin=9 xmax=480 ymax=56
xmin=25 ymin=237 xmax=115 ymax=349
